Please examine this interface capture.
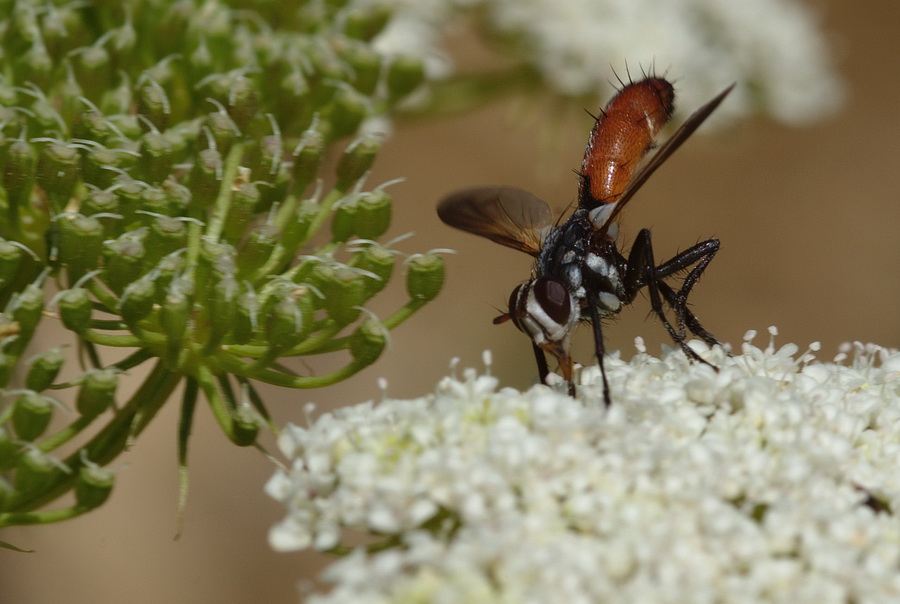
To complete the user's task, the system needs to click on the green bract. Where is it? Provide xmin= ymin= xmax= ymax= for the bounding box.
xmin=0 ymin=0 xmax=439 ymax=529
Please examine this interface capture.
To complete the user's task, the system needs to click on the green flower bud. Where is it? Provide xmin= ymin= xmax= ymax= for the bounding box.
xmin=227 ymin=75 xmax=258 ymax=133
xmin=281 ymin=198 xmax=319 ymax=252
xmin=137 ymin=80 xmax=170 ymax=132
xmin=188 ymin=38 xmax=214 ymax=78
xmin=354 ymin=189 xmax=392 ymax=240
xmin=119 ymin=276 xmax=156 ymax=328
xmin=206 ymin=110 xmax=240 ymax=156
xmin=195 ymin=239 xmax=236 ymax=311
xmin=150 ymin=252 xmax=184 ymax=300
xmin=82 ymin=147 xmax=132 ymax=190
xmin=9 ymin=283 xmax=45 ymax=354
xmin=105 ymin=113 xmax=142 ymax=140
xmin=17 ymin=43 xmax=53 ymax=90
xmin=160 ymin=280 xmax=191 ymax=366
xmin=350 ymin=317 xmax=387 ymax=367
xmin=259 ymin=163 xmax=291 ymax=215
xmin=188 ymin=147 xmax=223 ymax=209
xmin=277 ymin=69 xmax=310 ymax=129
xmin=36 ymin=142 xmax=80 ymax=213
xmin=203 ymin=273 xmax=239 ymax=354
xmin=237 ymin=224 xmax=279 ymax=277
xmin=386 ymin=54 xmax=426 ymax=102
xmin=247 ymin=132 xmax=283 ymax=184
xmin=330 ymin=194 xmax=359 ymax=243
xmin=80 ymin=187 xmax=119 ymax=217
xmin=25 ymin=348 xmax=64 ymax=392
xmin=160 ymin=179 xmax=192 ymax=215
xmin=343 ymin=5 xmax=392 ymax=41
xmin=59 ymin=67 xmax=87 ymax=126
xmin=264 ymin=295 xmax=312 ymax=353
xmin=310 ymin=264 xmax=366 ymax=325
xmin=406 ymin=253 xmax=445 ymax=302
xmin=0 ymin=241 xmax=24 ymax=290
xmin=12 ymin=391 xmax=54 ymax=441
xmin=73 ymin=110 xmax=118 ymax=144
xmin=230 ymin=406 xmax=259 ymax=447
xmin=58 ymin=287 xmax=92 ymax=333
xmin=72 ymin=45 xmax=112 ymax=99
xmin=224 ymin=183 xmax=260 ymax=242
xmin=41 ymin=4 xmax=81 ymax=60
xmin=291 ymin=127 xmax=324 ymax=194
xmin=76 ymin=369 xmax=118 ymax=417
xmin=138 ymin=130 xmax=174 ymax=184
xmin=75 ymin=462 xmax=115 ymax=510
xmin=164 ymin=120 xmax=198 ymax=160
xmin=349 ymin=243 xmax=395 ymax=296
xmin=335 ymin=133 xmax=381 ymax=189
xmin=109 ymin=17 xmax=137 ymax=59
xmin=3 ymin=139 xmax=37 ymax=216
xmin=57 ymin=214 xmax=104 ymax=280
xmin=337 ymin=40 xmax=381 ymax=95
xmin=111 ymin=176 xmax=145 ymax=225
xmin=102 ymin=229 xmax=147 ymax=294
xmin=232 ymin=287 xmax=260 ymax=345
xmin=14 ymin=448 xmax=62 ymax=495
xmin=144 ymin=215 xmax=187 ymax=268
xmin=138 ymin=186 xmax=170 ymax=217
xmin=325 ymin=84 xmax=369 ymax=141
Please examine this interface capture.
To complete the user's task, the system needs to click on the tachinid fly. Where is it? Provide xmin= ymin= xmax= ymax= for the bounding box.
xmin=438 ymin=76 xmax=734 ymax=406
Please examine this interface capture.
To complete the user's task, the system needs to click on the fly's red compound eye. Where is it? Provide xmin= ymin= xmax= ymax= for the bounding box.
xmin=532 ymin=277 xmax=572 ymax=327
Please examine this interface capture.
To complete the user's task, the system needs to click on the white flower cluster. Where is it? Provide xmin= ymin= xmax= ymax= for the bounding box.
xmin=267 ymin=332 xmax=900 ymax=602
xmin=366 ymin=0 xmax=843 ymax=126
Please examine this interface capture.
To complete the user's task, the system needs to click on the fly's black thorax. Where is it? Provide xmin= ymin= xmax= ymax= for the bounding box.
xmin=536 ymin=208 xmax=625 ymax=317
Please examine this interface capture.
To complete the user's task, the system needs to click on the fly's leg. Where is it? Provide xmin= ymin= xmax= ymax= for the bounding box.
xmin=655 ymin=238 xmax=720 ymax=348
xmin=531 ymin=341 xmax=552 ymax=388
xmin=586 ymin=298 xmax=612 ymax=407
xmin=623 ymin=229 xmax=720 ymax=365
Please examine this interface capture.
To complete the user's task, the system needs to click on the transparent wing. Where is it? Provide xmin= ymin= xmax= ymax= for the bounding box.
xmin=437 ymin=186 xmax=554 ymax=256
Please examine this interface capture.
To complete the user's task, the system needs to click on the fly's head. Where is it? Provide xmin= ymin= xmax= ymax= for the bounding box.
xmin=496 ymin=276 xmax=579 ymax=383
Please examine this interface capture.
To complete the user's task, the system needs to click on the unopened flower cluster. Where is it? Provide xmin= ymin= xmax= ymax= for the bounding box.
xmin=268 ymin=333 xmax=900 ymax=602
xmin=0 ymin=0 xmax=442 ymax=528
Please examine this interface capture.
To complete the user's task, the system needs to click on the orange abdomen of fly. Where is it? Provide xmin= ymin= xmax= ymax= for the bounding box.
xmin=579 ymin=77 xmax=675 ymax=208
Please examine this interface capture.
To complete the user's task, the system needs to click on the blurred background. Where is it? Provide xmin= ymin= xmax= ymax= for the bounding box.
xmin=2 ymin=0 xmax=898 ymax=602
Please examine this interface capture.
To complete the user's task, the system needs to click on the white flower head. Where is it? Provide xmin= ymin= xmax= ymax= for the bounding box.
xmin=269 ymin=335 xmax=900 ymax=601
xmin=359 ymin=0 xmax=844 ymax=126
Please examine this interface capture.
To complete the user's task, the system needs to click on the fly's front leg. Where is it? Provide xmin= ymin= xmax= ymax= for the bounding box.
xmin=531 ymin=341 xmax=550 ymax=387
xmin=586 ymin=298 xmax=612 ymax=407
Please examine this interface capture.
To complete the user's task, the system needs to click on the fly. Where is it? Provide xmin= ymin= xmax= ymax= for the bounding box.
xmin=438 ymin=76 xmax=734 ymax=406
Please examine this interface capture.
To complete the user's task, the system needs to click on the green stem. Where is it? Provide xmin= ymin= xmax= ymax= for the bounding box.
xmin=223 ymin=319 xmax=343 ymax=358
xmin=381 ymin=298 xmax=427 ymax=330
xmin=0 ymin=505 xmax=95 ymax=528
xmin=194 ymin=364 xmax=234 ymax=439
xmin=298 ymin=299 xmax=427 ymax=355
xmin=36 ymin=415 xmax=96 ymax=453
xmin=204 ymin=143 xmax=245 ymax=242
xmin=217 ymin=354 xmax=372 ymax=388
xmin=80 ymin=329 xmax=144 ymax=348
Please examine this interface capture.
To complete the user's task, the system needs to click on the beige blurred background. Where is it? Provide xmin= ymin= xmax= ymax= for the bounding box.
xmin=2 ymin=1 xmax=898 ymax=602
